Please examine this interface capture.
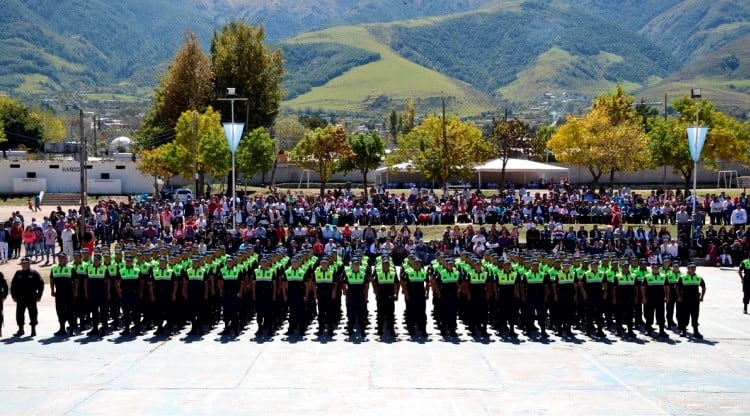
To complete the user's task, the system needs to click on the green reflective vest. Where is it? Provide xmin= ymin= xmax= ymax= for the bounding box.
xmin=119 ymin=267 xmax=140 ymax=280
xmin=645 ymin=272 xmax=665 ymax=286
xmin=221 ymin=267 xmax=240 ymax=281
xmin=496 ymin=271 xmax=517 ymax=285
xmin=286 ymin=268 xmax=305 ymax=282
xmin=681 ymin=273 xmax=702 ymax=286
xmin=406 ymin=269 xmax=427 ymax=284
xmin=557 ymin=271 xmax=575 ymax=285
xmin=441 ymin=269 xmax=459 ymax=284
xmin=51 ymin=265 xmax=73 ymax=279
xmin=186 ymin=267 xmax=205 ymax=281
xmin=346 ymin=269 xmax=367 ymax=284
xmin=87 ymin=265 xmax=107 ymax=279
xmin=526 ymin=271 xmax=545 ymax=284
xmin=74 ymin=262 xmax=88 ymax=276
xmin=153 ymin=267 xmax=173 ymax=281
xmin=470 ymin=270 xmax=488 ymax=285
xmin=256 ymin=268 xmax=274 ymax=282
xmin=666 ymin=271 xmax=681 ymax=285
xmin=315 ymin=268 xmax=335 ymax=284
xmin=375 ymin=269 xmax=396 ymax=283
xmin=616 ymin=272 xmax=636 ymax=286
xmin=585 ymin=271 xmax=605 ymax=284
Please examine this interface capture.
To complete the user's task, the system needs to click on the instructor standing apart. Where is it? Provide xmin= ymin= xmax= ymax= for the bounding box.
xmin=10 ymin=257 xmax=44 ymax=337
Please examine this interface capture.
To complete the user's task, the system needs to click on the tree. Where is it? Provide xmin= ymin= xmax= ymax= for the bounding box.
xmin=32 ymin=110 xmax=66 ymax=143
xmin=289 ymin=125 xmax=354 ymax=196
xmin=339 ymin=132 xmax=386 ymax=198
xmin=0 ymin=120 xmax=6 ymax=146
xmin=532 ymin=124 xmax=555 ymax=162
xmin=138 ymin=31 xmax=213 ymax=150
xmin=648 ymin=97 xmax=750 ymax=195
xmin=548 ymin=86 xmax=648 ymax=187
xmin=401 ymin=98 xmax=415 ymax=135
xmin=137 ymin=143 xmax=182 ymax=195
xmin=211 ymin=21 xmax=285 ymax=131
xmin=0 ymin=96 xmax=43 ymax=150
xmin=273 ymin=115 xmax=306 ymax=151
xmin=388 ymin=109 xmax=398 ymax=142
xmin=237 ymin=127 xmax=276 ymax=182
xmin=488 ymin=117 xmax=531 ymax=187
xmin=173 ymin=107 xmax=231 ymax=193
xmin=388 ymin=114 xmax=492 ymax=191
xmin=298 ymin=114 xmax=328 ymax=130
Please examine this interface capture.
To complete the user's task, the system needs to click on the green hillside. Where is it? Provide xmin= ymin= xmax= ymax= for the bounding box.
xmin=282 ymin=26 xmax=498 ymax=116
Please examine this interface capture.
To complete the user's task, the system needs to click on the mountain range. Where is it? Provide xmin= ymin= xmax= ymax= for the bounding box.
xmin=1 ymin=0 xmax=749 ymax=118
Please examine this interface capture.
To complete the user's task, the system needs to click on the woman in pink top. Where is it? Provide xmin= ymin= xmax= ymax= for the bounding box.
xmin=22 ymin=226 xmax=36 ymax=259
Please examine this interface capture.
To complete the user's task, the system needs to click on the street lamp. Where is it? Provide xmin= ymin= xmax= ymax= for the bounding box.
xmin=219 ymin=88 xmax=247 ymax=231
xmin=687 ymin=88 xmax=708 ymax=226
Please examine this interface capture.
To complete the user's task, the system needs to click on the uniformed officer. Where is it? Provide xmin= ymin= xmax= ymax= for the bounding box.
xmin=495 ymin=260 xmax=520 ymax=338
xmin=152 ymin=255 xmax=179 ymax=335
xmin=218 ymin=256 xmax=244 ymax=336
xmin=665 ymin=259 xmax=682 ymax=329
xmin=118 ymin=255 xmax=143 ymax=336
xmin=50 ymin=253 xmax=76 ymax=336
xmin=107 ymin=249 xmax=124 ymax=330
xmin=738 ymin=257 xmax=750 ymax=313
xmin=522 ymin=261 xmax=551 ymax=337
xmin=344 ymin=257 xmax=369 ymax=337
xmin=72 ymin=250 xmax=89 ymax=332
xmin=10 ymin=257 xmax=44 ymax=337
xmin=553 ymin=261 xmax=577 ymax=337
xmin=436 ymin=260 xmax=460 ymax=338
xmin=84 ymin=253 xmax=110 ymax=337
xmin=373 ymin=256 xmax=399 ymax=338
xmin=642 ymin=263 xmax=669 ymax=338
xmin=184 ymin=256 xmax=209 ymax=336
xmin=402 ymin=257 xmax=429 ymax=337
xmin=253 ymin=256 xmax=278 ymax=337
xmin=611 ymin=261 xmax=638 ymax=338
xmin=466 ymin=258 xmax=492 ymax=337
xmin=581 ymin=259 xmax=608 ymax=337
xmin=313 ymin=257 xmax=338 ymax=337
xmin=285 ymin=256 xmax=309 ymax=336
xmin=0 ymin=271 xmax=7 ymax=337
xmin=676 ymin=263 xmax=706 ymax=338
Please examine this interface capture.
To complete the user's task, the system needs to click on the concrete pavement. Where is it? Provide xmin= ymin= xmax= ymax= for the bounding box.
xmin=1 ymin=265 xmax=749 ymax=415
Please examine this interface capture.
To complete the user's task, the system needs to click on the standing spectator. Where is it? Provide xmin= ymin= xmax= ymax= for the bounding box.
xmin=10 ymin=257 xmax=44 ymax=337
xmin=43 ymin=224 xmax=57 ymax=266
xmin=731 ymin=204 xmax=747 ymax=231
xmin=61 ymin=222 xmax=75 ymax=258
xmin=0 ymin=223 xmax=8 ymax=264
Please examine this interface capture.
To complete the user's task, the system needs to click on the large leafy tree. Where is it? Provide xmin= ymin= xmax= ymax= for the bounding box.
xmin=172 ymin=107 xmax=231 ymax=193
xmin=137 ymin=143 xmax=182 ymax=195
xmin=236 ymin=127 xmax=276 ymax=182
xmin=0 ymin=96 xmax=43 ymax=150
xmin=211 ymin=20 xmax=285 ymax=131
xmin=647 ymin=97 xmax=750 ymax=195
xmin=339 ymin=132 xmax=386 ymax=198
xmin=289 ymin=125 xmax=354 ymax=196
xmin=548 ymin=85 xmax=648 ymax=187
xmin=488 ymin=117 xmax=531 ymax=187
xmin=138 ymin=31 xmax=213 ymax=150
xmin=389 ymin=114 xmax=492 ymax=191
xmin=532 ymin=124 xmax=555 ymax=162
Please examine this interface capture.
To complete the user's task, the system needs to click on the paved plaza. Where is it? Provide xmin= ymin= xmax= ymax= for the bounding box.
xmin=0 ymin=261 xmax=749 ymax=415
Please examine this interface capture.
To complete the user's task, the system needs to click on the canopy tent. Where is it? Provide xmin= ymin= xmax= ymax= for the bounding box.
xmin=375 ymin=158 xmax=568 ymax=190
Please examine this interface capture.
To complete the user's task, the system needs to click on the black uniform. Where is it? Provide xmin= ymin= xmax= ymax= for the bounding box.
xmin=373 ymin=263 xmax=399 ymax=337
xmin=677 ymin=269 xmax=706 ymax=337
xmin=403 ymin=264 xmax=429 ymax=336
xmin=86 ymin=262 xmax=110 ymax=334
xmin=314 ymin=263 xmax=338 ymax=336
xmin=0 ymin=273 xmax=7 ymax=335
xmin=51 ymin=263 xmax=77 ymax=334
xmin=10 ymin=268 xmax=44 ymax=333
xmin=612 ymin=266 xmax=638 ymax=336
xmin=642 ymin=268 xmax=669 ymax=337
xmin=253 ymin=265 xmax=276 ymax=336
xmin=152 ymin=264 xmax=179 ymax=334
xmin=219 ymin=263 xmax=244 ymax=336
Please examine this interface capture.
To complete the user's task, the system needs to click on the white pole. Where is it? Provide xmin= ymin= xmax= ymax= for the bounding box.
xmin=231 ymin=98 xmax=236 ymax=232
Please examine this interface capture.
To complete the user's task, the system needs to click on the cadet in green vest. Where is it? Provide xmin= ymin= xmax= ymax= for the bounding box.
xmin=553 ymin=261 xmax=577 ymax=337
xmin=118 ymin=255 xmax=143 ymax=336
xmin=285 ymin=257 xmax=308 ymax=336
xmin=633 ymin=258 xmax=648 ymax=328
xmin=611 ymin=261 xmax=638 ymax=338
xmin=72 ymin=250 xmax=89 ymax=333
xmin=466 ymin=259 xmax=491 ymax=338
xmin=218 ymin=256 xmax=243 ymax=337
xmin=676 ymin=262 xmax=706 ymax=338
xmin=84 ymin=254 xmax=110 ymax=337
xmin=151 ymin=255 xmax=179 ymax=335
xmin=51 ymin=253 xmax=76 ymax=336
xmin=107 ymin=249 xmax=124 ymax=330
xmin=436 ymin=260 xmax=460 ymax=338
xmin=580 ymin=259 xmax=608 ymax=337
xmin=665 ymin=260 xmax=683 ymax=330
xmin=642 ymin=263 xmax=669 ymax=338
xmin=184 ymin=256 xmax=209 ymax=336
xmin=9 ymin=257 xmax=44 ymax=337
xmin=138 ymin=250 xmax=155 ymax=331
xmin=495 ymin=260 xmax=520 ymax=338
xmin=522 ymin=261 xmax=551 ymax=338
xmin=373 ymin=257 xmax=399 ymax=338
xmin=402 ymin=257 xmax=430 ymax=337
xmin=313 ymin=257 xmax=338 ymax=337
xmin=344 ymin=258 xmax=369 ymax=338
xmin=739 ymin=258 xmax=750 ymax=313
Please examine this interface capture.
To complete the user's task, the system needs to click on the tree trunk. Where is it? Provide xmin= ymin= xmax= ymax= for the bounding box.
xmin=681 ymin=167 xmax=692 ymax=200
xmin=270 ymin=156 xmax=279 ymax=188
xmin=588 ymin=167 xmax=603 ymax=188
xmin=226 ymin=172 xmax=233 ymax=199
xmin=362 ymin=168 xmax=369 ymax=200
xmin=608 ymin=168 xmax=616 ymax=189
xmin=319 ymin=180 xmax=326 ymax=197
xmin=499 ymin=167 xmax=506 ymax=192
xmin=199 ymin=173 xmax=206 ymax=199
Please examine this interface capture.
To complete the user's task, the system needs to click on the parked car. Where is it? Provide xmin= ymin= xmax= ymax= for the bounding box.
xmin=173 ymin=188 xmax=194 ymax=202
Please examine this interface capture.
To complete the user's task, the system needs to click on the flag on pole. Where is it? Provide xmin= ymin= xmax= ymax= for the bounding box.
xmin=687 ymin=125 xmax=708 ymax=162
xmin=223 ymin=122 xmax=245 ymax=153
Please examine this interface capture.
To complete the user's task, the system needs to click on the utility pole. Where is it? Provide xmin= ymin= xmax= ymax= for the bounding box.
xmin=192 ymin=113 xmax=199 ymax=199
xmin=92 ymin=115 xmax=97 ymax=157
xmin=442 ymin=97 xmax=448 ymax=196
xmin=78 ymin=109 xmax=88 ymax=239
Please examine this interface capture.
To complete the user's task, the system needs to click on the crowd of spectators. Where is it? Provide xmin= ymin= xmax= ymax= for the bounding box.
xmin=1 ymin=182 xmax=748 ymax=268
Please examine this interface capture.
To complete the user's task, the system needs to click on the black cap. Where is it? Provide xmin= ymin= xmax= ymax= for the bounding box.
xmin=21 ymin=257 xmax=30 ymax=263
xmin=58 ymin=253 xmax=67 ymax=258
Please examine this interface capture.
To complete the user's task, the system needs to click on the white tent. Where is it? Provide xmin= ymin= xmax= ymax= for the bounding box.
xmin=474 ymin=158 xmax=568 ymax=188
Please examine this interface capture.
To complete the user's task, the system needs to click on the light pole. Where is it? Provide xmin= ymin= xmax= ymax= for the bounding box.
xmin=219 ymin=88 xmax=247 ymax=231
xmin=688 ymin=88 xmax=708 ymax=229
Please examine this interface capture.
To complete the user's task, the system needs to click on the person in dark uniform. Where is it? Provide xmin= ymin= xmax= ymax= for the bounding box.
xmin=183 ymin=256 xmax=208 ymax=336
xmin=0 ymin=271 xmax=7 ymax=337
xmin=436 ymin=260 xmax=460 ymax=338
xmin=84 ymin=254 xmax=110 ymax=337
xmin=218 ymin=256 xmax=244 ymax=337
xmin=285 ymin=256 xmax=309 ymax=336
xmin=151 ymin=255 xmax=179 ymax=335
xmin=313 ymin=257 xmax=338 ymax=337
xmin=372 ymin=256 xmax=399 ymax=338
xmin=676 ymin=262 xmax=706 ymax=338
xmin=137 ymin=250 xmax=156 ymax=331
xmin=642 ymin=263 xmax=669 ymax=338
xmin=633 ymin=258 xmax=649 ymax=328
xmin=580 ymin=259 xmax=608 ymax=337
xmin=611 ymin=261 xmax=638 ymax=338
xmin=738 ymin=257 xmax=750 ymax=313
xmin=118 ymin=255 xmax=143 ymax=336
xmin=495 ymin=260 xmax=520 ymax=338
xmin=665 ymin=259 xmax=681 ymax=329
xmin=466 ymin=258 xmax=492 ymax=338
xmin=50 ymin=253 xmax=76 ymax=336
xmin=253 ymin=256 xmax=278 ymax=337
xmin=71 ymin=250 xmax=89 ymax=332
xmin=344 ymin=257 xmax=369 ymax=338
xmin=106 ymin=250 xmax=123 ymax=330
xmin=402 ymin=257 xmax=429 ymax=337
xmin=553 ymin=261 xmax=577 ymax=337
xmin=522 ymin=261 xmax=551 ymax=338
xmin=10 ymin=257 xmax=44 ymax=337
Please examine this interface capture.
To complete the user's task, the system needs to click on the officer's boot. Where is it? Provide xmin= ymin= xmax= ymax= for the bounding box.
xmin=744 ymin=303 xmax=747 ymax=314
xmin=540 ymin=323 xmax=549 ymax=338
xmin=627 ymin=324 xmax=635 ymax=338
xmin=30 ymin=325 xmax=36 ymax=337
xmin=87 ymin=325 xmax=99 ymax=337
xmin=693 ymin=325 xmax=703 ymax=339
xmin=55 ymin=322 xmax=66 ymax=336
xmin=13 ymin=325 xmax=24 ymax=337
xmin=508 ymin=323 xmax=518 ymax=338
xmin=658 ymin=324 xmax=668 ymax=338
